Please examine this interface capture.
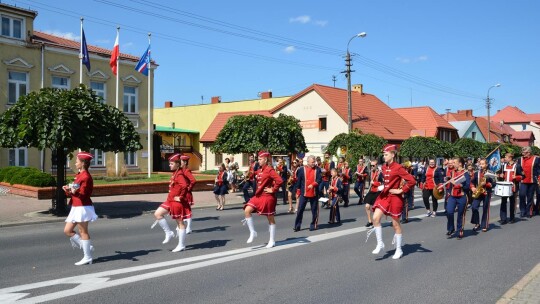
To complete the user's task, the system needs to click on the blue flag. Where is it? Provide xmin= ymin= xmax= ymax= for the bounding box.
xmin=81 ymin=29 xmax=91 ymax=71
xmin=135 ymin=45 xmax=150 ymax=76
xmin=486 ymin=148 xmax=501 ymax=173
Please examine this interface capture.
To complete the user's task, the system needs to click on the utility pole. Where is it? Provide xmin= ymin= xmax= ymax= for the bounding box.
xmin=332 ymin=75 xmax=337 ymax=87
xmin=486 ymin=84 xmax=501 ymax=143
xmin=342 ymin=52 xmax=354 ymax=133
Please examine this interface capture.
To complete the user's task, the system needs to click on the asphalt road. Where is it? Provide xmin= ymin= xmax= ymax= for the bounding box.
xmin=0 ymin=195 xmax=539 ymax=304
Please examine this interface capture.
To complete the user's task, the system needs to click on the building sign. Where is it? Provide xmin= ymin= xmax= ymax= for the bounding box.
xmin=160 ymin=144 xmax=174 ymax=153
xmin=299 ymin=120 xmax=319 ymax=129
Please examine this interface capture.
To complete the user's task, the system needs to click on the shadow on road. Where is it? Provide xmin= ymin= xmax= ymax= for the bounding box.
xmin=93 ymin=249 xmax=162 ymax=263
xmin=193 ymin=216 xmax=220 ymax=222
xmin=375 ymin=243 xmax=432 ymax=260
xmin=193 ymin=225 xmax=230 ymax=234
xmin=187 ymin=239 xmax=231 ymax=250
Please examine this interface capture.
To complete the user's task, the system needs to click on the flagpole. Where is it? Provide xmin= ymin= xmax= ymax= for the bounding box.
xmin=147 ymin=33 xmax=152 ymax=178
xmin=115 ymin=26 xmax=120 ymax=176
xmin=79 ymin=17 xmax=83 ymax=84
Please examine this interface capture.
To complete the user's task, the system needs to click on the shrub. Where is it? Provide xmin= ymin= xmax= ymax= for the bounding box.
xmin=0 ymin=167 xmax=23 ymax=183
xmin=9 ymin=167 xmax=40 ymax=185
xmin=22 ymin=173 xmax=56 ymax=187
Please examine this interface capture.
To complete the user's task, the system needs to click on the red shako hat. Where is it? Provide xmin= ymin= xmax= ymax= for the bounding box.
xmin=258 ymin=151 xmax=270 ymax=158
xmin=77 ymin=152 xmax=93 ymax=161
xmin=180 ymin=155 xmax=190 ymax=161
xmin=383 ymin=144 xmax=397 ymax=153
xmin=168 ymin=153 xmax=182 ymax=162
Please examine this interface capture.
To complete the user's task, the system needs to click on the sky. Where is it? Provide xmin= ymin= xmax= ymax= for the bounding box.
xmin=5 ymin=0 xmax=540 ymax=116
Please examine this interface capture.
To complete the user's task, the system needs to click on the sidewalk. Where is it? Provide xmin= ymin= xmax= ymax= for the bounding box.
xmin=0 ymin=189 xmax=248 ymax=228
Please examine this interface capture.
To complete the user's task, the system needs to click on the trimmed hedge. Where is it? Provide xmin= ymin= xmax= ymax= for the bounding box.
xmin=0 ymin=167 xmax=56 ymax=187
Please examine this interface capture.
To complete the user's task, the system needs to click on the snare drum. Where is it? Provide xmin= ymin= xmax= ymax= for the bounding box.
xmin=494 ymin=182 xmax=513 ymax=197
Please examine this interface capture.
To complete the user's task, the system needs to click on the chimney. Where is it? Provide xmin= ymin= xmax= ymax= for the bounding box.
xmin=211 ymin=96 xmax=221 ymax=104
xmin=352 ymin=84 xmax=363 ymax=94
xmin=260 ymin=91 xmax=273 ymax=99
xmin=164 ymin=101 xmax=173 ymax=108
xmin=457 ymin=109 xmax=473 ymax=117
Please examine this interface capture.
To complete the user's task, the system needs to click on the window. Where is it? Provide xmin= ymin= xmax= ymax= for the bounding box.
xmin=8 ymin=148 xmax=27 ymax=166
xmin=215 ymin=153 xmax=223 ymax=166
xmin=8 ymin=71 xmax=27 ymax=104
xmin=319 ymin=117 xmax=327 ymax=131
xmin=242 ymin=153 xmax=250 ymax=166
xmin=522 ymin=124 xmax=527 ymax=131
xmin=124 ymin=151 xmax=137 ymax=166
xmin=471 ymin=131 xmax=477 ymax=140
xmin=123 ymin=86 xmax=137 ymax=113
xmin=52 ymin=76 xmax=70 ymax=90
xmin=1 ymin=15 xmax=22 ymax=39
xmin=90 ymin=149 xmax=105 ymax=167
xmin=90 ymin=82 xmax=106 ymax=103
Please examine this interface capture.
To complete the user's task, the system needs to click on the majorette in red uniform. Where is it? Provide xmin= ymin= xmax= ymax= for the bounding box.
xmin=153 ymin=153 xmax=191 ymax=252
xmin=341 ymin=162 xmax=352 ymax=207
xmin=370 ymin=144 xmax=416 ymax=260
xmin=181 ymin=155 xmax=196 ymax=234
xmin=243 ymin=151 xmax=283 ymax=248
xmin=353 ymin=158 xmax=369 ymax=205
xmin=63 ymin=151 xmax=98 ymax=266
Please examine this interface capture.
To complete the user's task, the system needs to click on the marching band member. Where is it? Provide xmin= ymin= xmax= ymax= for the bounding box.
xmin=242 ymin=154 xmax=260 ymax=204
xmin=243 ymin=151 xmax=283 ymax=248
xmin=181 ymin=155 xmax=196 ymax=234
xmin=498 ymin=153 xmax=521 ymax=224
xmin=419 ymin=159 xmax=444 ymax=217
xmin=63 ymin=152 xmax=98 ymax=266
xmin=319 ymin=152 xmax=335 ymax=207
xmin=353 ymin=158 xmax=369 ymax=205
xmin=400 ymin=161 xmax=415 ymax=224
xmin=275 ymin=158 xmax=289 ymax=205
xmin=341 ymin=161 xmax=352 ymax=207
xmin=364 ymin=159 xmax=384 ymax=228
xmin=470 ymin=158 xmax=495 ymax=232
xmin=294 ymin=155 xmax=323 ymax=232
xmin=466 ymin=164 xmax=475 ymax=205
xmin=445 ymin=157 xmax=470 ymax=239
xmin=370 ymin=145 xmax=416 ymax=259
xmin=516 ymin=146 xmax=540 ymax=218
xmin=213 ymin=163 xmax=229 ymax=210
xmin=156 ymin=153 xmax=191 ymax=252
xmin=286 ymin=159 xmax=300 ymax=213
xmin=328 ymin=168 xmax=343 ymax=224
xmin=443 ymin=159 xmax=456 ymax=214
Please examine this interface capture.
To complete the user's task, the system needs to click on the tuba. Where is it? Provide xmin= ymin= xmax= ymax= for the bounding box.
xmin=472 ymin=176 xmax=487 ymax=199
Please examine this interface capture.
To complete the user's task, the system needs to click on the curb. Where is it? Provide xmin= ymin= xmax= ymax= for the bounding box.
xmin=497 ymin=262 xmax=540 ymax=303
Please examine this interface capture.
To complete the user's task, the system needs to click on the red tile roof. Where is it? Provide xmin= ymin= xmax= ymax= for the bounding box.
xmin=200 ymin=110 xmax=272 ymax=143
xmin=32 ymin=31 xmax=155 ymax=64
xmin=441 ymin=110 xmax=510 ymax=143
xmin=394 ymin=106 xmax=456 ymax=137
xmin=527 ymin=113 xmax=540 ymax=124
xmin=491 ymin=106 xmax=531 ymax=123
xmin=512 ymin=130 xmax=534 ymax=140
xmin=270 ymin=84 xmax=414 ymax=142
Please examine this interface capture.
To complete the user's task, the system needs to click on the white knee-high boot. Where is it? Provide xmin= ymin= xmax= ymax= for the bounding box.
xmin=75 ymin=240 xmax=93 ymax=265
xmin=172 ymin=228 xmax=186 ymax=252
xmin=245 ymin=217 xmax=257 ymax=243
xmin=372 ymin=226 xmax=385 ymax=254
xmin=266 ymin=224 xmax=276 ymax=248
xmin=70 ymin=234 xmax=82 ymax=249
xmin=184 ymin=218 xmax=193 ymax=234
xmin=392 ymin=234 xmax=403 ymax=259
xmin=158 ymin=218 xmax=175 ymax=244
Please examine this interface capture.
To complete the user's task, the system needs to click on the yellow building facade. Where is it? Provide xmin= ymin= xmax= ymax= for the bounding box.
xmin=0 ymin=3 xmax=154 ymax=176
xmin=153 ymin=95 xmax=288 ymax=171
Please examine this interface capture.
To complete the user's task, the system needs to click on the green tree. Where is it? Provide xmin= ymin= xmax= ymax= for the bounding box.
xmin=210 ymin=113 xmax=307 ymax=154
xmin=326 ymin=133 xmax=387 ymax=167
xmin=452 ymin=138 xmax=484 ymax=158
xmin=0 ymin=85 xmax=142 ymax=214
xmin=400 ymin=136 xmax=445 ymax=160
xmin=531 ymin=146 xmax=540 ymax=155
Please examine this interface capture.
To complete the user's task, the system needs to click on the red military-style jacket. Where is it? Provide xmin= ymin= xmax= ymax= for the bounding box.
xmin=65 ymin=170 xmax=93 ymax=207
xmin=378 ymin=161 xmax=416 ymax=198
xmin=167 ymin=169 xmax=188 ymax=203
xmin=253 ymin=165 xmax=283 ymax=197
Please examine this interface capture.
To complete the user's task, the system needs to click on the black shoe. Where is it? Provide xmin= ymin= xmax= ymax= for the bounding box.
xmin=500 ymin=220 xmax=508 ymax=225
xmin=509 ymin=219 xmax=516 ymax=224
xmin=472 ymin=225 xmax=480 ymax=232
xmin=343 ymin=204 xmax=349 ymax=208
xmin=400 ymin=219 xmax=408 ymax=224
xmin=328 ymin=221 xmax=334 ymax=225
xmin=293 ymin=227 xmax=300 ymax=232
xmin=365 ymin=222 xmax=373 ymax=228
xmin=446 ymin=230 xmax=455 ymax=236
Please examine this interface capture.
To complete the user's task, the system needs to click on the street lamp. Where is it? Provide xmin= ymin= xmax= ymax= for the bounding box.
xmin=486 ymin=83 xmax=501 ymax=142
xmin=345 ymin=32 xmax=367 ymax=133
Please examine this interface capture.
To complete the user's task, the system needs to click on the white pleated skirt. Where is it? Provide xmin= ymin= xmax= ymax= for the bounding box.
xmin=65 ymin=205 xmax=98 ymax=223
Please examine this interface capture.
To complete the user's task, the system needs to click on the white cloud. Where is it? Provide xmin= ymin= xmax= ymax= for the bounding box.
xmin=44 ymin=30 xmax=79 ymax=41
xmin=289 ymin=15 xmax=311 ymax=24
xmin=314 ymin=20 xmax=328 ymax=27
xmin=396 ymin=55 xmax=428 ymax=64
xmin=123 ymin=42 xmax=134 ymax=49
xmin=284 ymin=46 xmax=296 ymax=53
